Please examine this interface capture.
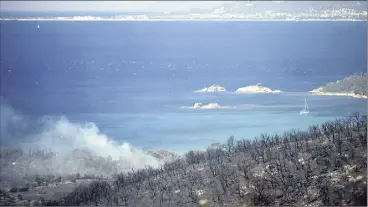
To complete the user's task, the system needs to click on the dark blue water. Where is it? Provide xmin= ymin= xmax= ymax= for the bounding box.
xmin=1 ymin=21 xmax=366 ymax=152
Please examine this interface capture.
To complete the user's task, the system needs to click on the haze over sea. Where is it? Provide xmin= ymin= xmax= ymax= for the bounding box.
xmin=1 ymin=20 xmax=367 ymax=153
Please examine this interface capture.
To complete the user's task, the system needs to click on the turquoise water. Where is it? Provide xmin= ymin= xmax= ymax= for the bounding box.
xmin=0 ymin=21 xmax=366 ymax=153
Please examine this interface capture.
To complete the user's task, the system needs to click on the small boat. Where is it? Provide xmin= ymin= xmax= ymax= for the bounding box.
xmin=37 ymin=24 xmax=40 ymax=29
xmin=300 ymin=97 xmax=309 ymax=115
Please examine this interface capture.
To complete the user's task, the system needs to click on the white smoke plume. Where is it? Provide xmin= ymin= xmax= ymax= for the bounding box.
xmin=0 ymin=101 xmax=162 ymax=177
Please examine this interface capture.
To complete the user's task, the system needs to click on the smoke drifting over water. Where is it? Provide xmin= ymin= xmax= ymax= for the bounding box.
xmin=0 ymin=101 xmax=161 ymax=176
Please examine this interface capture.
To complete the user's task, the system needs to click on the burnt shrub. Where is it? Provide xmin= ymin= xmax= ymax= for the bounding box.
xmin=19 ymin=187 xmax=29 ymax=192
xmin=9 ymin=187 xmax=18 ymax=193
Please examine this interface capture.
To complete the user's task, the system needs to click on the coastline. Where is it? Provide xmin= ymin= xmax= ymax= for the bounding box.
xmin=0 ymin=18 xmax=366 ymax=22
xmin=309 ymin=91 xmax=368 ymax=99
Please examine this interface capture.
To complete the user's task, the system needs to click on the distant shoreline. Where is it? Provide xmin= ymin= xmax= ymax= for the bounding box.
xmin=309 ymin=91 xmax=368 ymax=99
xmin=0 ymin=18 xmax=366 ymax=22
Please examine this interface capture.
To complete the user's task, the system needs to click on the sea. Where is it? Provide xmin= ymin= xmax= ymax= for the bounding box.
xmin=0 ymin=19 xmax=367 ymax=155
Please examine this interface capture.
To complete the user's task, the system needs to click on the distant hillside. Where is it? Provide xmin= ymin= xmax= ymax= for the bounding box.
xmin=194 ymin=1 xmax=368 ymax=20
xmin=310 ymin=73 xmax=367 ymax=98
xmin=209 ymin=1 xmax=367 ymax=14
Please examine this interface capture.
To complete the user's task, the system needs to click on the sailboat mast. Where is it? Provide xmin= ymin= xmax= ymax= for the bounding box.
xmin=305 ymin=98 xmax=309 ymax=111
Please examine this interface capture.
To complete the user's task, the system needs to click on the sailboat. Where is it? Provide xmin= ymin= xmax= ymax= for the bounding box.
xmin=300 ymin=97 xmax=309 ymax=115
xmin=37 ymin=24 xmax=40 ymax=29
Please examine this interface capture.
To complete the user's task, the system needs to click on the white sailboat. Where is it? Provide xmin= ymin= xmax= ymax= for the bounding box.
xmin=300 ymin=97 xmax=309 ymax=115
xmin=37 ymin=24 xmax=40 ymax=29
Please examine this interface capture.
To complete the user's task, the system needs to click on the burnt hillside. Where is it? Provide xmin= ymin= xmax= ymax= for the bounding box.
xmin=1 ymin=114 xmax=367 ymax=206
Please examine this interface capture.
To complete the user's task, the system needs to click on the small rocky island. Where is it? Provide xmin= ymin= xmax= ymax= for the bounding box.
xmin=235 ymin=83 xmax=282 ymax=93
xmin=180 ymin=102 xmax=234 ymax=110
xmin=194 ymin=84 xmax=226 ymax=93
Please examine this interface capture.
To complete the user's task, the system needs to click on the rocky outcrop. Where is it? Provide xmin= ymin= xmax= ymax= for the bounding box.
xmin=194 ymin=85 xmax=226 ymax=93
xmin=235 ymin=83 xmax=282 ymax=93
